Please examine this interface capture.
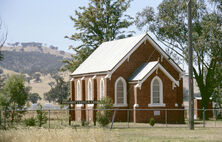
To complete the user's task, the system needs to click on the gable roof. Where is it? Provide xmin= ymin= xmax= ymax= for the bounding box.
xmin=71 ymin=34 xmax=183 ymax=76
xmin=129 ymin=61 xmax=179 ymax=87
xmin=129 ymin=61 xmax=158 ymax=81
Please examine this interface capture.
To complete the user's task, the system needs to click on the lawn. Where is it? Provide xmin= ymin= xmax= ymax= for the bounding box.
xmin=0 ymin=127 xmax=222 ymax=142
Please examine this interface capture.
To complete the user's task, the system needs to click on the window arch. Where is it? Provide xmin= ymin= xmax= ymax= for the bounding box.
xmin=100 ymin=78 xmax=104 ymax=100
xmin=77 ymin=80 xmax=81 ymax=100
xmin=114 ymin=77 xmax=127 ymax=106
xmin=88 ymin=79 xmax=92 ymax=100
xmin=149 ymin=76 xmax=165 ymax=106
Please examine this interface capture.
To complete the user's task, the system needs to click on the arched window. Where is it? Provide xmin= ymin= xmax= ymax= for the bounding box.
xmin=114 ymin=77 xmax=127 ymax=106
xmin=149 ymin=76 xmax=165 ymax=107
xmin=152 ymin=79 xmax=160 ymax=103
xmin=100 ymin=78 xmax=104 ymax=100
xmin=77 ymin=80 xmax=81 ymax=100
xmin=88 ymin=79 xmax=92 ymax=100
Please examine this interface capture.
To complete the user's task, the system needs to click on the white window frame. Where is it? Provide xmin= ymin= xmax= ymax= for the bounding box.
xmin=87 ymin=79 xmax=94 ymax=107
xmin=88 ymin=79 xmax=93 ymax=100
xmin=148 ymin=76 xmax=165 ymax=107
xmin=114 ymin=77 xmax=127 ymax=107
xmin=76 ymin=80 xmax=83 ymax=107
xmin=100 ymin=78 xmax=105 ymax=100
xmin=77 ymin=80 xmax=81 ymax=100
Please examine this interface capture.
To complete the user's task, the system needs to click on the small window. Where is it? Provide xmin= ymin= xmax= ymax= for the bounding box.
xmin=114 ymin=77 xmax=127 ymax=106
xmin=77 ymin=80 xmax=81 ymax=100
xmin=152 ymin=79 xmax=160 ymax=103
xmin=88 ymin=79 xmax=92 ymax=100
xmin=117 ymin=80 xmax=124 ymax=104
xmin=100 ymin=78 xmax=104 ymax=100
xmin=149 ymin=76 xmax=165 ymax=107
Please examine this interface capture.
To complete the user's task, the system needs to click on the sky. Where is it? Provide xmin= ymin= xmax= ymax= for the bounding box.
xmin=0 ymin=0 xmax=163 ymax=53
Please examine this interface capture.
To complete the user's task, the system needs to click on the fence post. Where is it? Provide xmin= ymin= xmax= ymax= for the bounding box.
xmin=110 ymin=109 xmax=117 ymax=130
xmin=165 ymin=109 xmax=167 ymax=127
xmin=214 ymin=108 xmax=216 ymax=128
xmin=87 ymin=109 xmax=89 ymax=122
xmin=127 ymin=110 xmax=129 ymax=128
xmin=93 ymin=105 xmax=97 ymax=126
xmin=203 ymin=107 xmax=205 ymax=128
xmin=4 ymin=107 xmax=6 ymax=130
xmin=0 ymin=110 xmax=1 ymax=129
xmin=48 ymin=110 xmax=50 ymax=130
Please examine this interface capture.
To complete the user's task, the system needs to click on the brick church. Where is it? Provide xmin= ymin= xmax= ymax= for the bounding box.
xmin=70 ymin=34 xmax=184 ymax=123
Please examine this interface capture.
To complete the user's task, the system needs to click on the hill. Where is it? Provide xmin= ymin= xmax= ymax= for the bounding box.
xmin=0 ymin=42 xmax=71 ymax=101
xmin=1 ymin=43 xmax=71 ymax=75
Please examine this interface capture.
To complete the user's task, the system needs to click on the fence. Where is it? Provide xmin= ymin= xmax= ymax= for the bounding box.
xmin=0 ymin=108 xmax=222 ymax=130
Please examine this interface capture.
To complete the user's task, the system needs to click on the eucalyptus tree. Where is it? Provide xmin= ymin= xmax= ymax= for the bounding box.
xmin=135 ymin=0 xmax=222 ymax=118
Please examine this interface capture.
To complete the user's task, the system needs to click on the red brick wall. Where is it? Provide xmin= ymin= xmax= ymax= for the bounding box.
xmin=105 ymin=41 xmax=183 ymax=122
xmin=194 ymin=99 xmax=213 ymax=119
xmin=71 ymin=39 xmax=183 ymax=123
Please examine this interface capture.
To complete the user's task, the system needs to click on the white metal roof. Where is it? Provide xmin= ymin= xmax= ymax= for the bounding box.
xmin=72 ymin=34 xmax=146 ymax=75
xmin=129 ymin=61 xmax=158 ymax=81
xmin=71 ymin=33 xmax=183 ymax=76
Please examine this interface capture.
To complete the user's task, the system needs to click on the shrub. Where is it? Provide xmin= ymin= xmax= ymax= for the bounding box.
xmin=24 ymin=117 xmax=36 ymax=126
xmin=81 ymin=120 xmax=89 ymax=127
xmin=149 ymin=118 xmax=155 ymax=127
xmin=36 ymin=105 xmax=47 ymax=127
xmin=96 ymin=97 xmax=113 ymax=127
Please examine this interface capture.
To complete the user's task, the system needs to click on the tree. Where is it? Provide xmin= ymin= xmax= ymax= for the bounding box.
xmin=0 ymin=18 xmax=7 ymax=89
xmin=96 ymin=97 xmax=113 ymax=127
xmin=135 ymin=0 xmax=222 ymax=119
xmin=212 ymin=65 xmax=222 ymax=109
xmin=28 ymin=93 xmax=41 ymax=104
xmin=0 ymin=74 xmax=29 ymax=123
xmin=0 ymin=18 xmax=7 ymax=61
xmin=62 ymin=0 xmax=134 ymax=72
xmin=44 ymin=76 xmax=69 ymax=103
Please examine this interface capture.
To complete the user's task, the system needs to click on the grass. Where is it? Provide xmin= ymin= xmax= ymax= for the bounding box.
xmin=0 ymin=126 xmax=222 ymax=142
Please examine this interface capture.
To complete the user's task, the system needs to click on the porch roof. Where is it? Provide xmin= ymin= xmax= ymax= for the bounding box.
xmin=129 ymin=61 xmax=179 ymax=87
xmin=129 ymin=61 xmax=158 ymax=81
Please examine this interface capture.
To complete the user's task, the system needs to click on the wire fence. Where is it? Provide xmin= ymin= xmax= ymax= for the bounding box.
xmin=0 ymin=108 xmax=222 ymax=130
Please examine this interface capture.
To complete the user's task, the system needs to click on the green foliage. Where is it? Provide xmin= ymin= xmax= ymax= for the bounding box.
xmin=96 ymin=97 xmax=113 ymax=127
xmin=36 ymin=105 xmax=47 ymax=127
xmin=24 ymin=117 xmax=36 ymax=126
xmin=44 ymin=75 xmax=69 ymax=103
xmin=62 ymin=0 xmax=134 ymax=72
xmin=0 ymin=18 xmax=7 ymax=61
xmin=81 ymin=120 xmax=89 ymax=127
xmin=149 ymin=118 xmax=155 ymax=127
xmin=136 ymin=0 xmax=222 ymax=118
xmin=0 ymin=74 xmax=29 ymax=123
xmin=28 ymin=93 xmax=41 ymax=104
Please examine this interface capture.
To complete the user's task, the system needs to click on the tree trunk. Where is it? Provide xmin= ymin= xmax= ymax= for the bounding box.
xmin=200 ymin=94 xmax=210 ymax=120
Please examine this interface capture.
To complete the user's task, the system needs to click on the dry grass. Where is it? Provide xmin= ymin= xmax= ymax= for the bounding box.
xmin=0 ymin=127 xmax=118 ymax=142
xmin=0 ymin=127 xmax=222 ymax=142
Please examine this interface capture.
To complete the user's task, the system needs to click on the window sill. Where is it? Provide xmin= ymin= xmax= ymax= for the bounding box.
xmin=76 ymin=104 xmax=84 ymax=107
xmin=113 ymin=104 xmax=128 ymax=107
xmin=87 ymin=104 xmax=94 ymax=107
xmin=148 ymin=103 xmax=166 ymax=107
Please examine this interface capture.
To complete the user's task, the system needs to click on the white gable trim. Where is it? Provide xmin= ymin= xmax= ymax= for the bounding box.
xmin=109 ymin=34 xmax=147 ymax=74
xmin=146 ymin=35 xmax=183 ymax=74
xmin=109 ymin=34 xmax=183 ymax=77
xmin=135 ymin=63 xmax=179 ymax=88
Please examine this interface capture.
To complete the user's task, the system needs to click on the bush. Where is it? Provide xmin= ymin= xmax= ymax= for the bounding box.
xmin=96 ymin=114 xmax=110 ymax=127
xmin=96 ymin=97 xmax=113 ymax=127
xmin=81 ymin=120 xmax=89 ymax=127
xmin=149 ymin=118 xmax=155 ymax=127
xmin=24 ymin=117 xmax=36 ymax=126
xmin=36 ymin=105 xmax=47 ymax=127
